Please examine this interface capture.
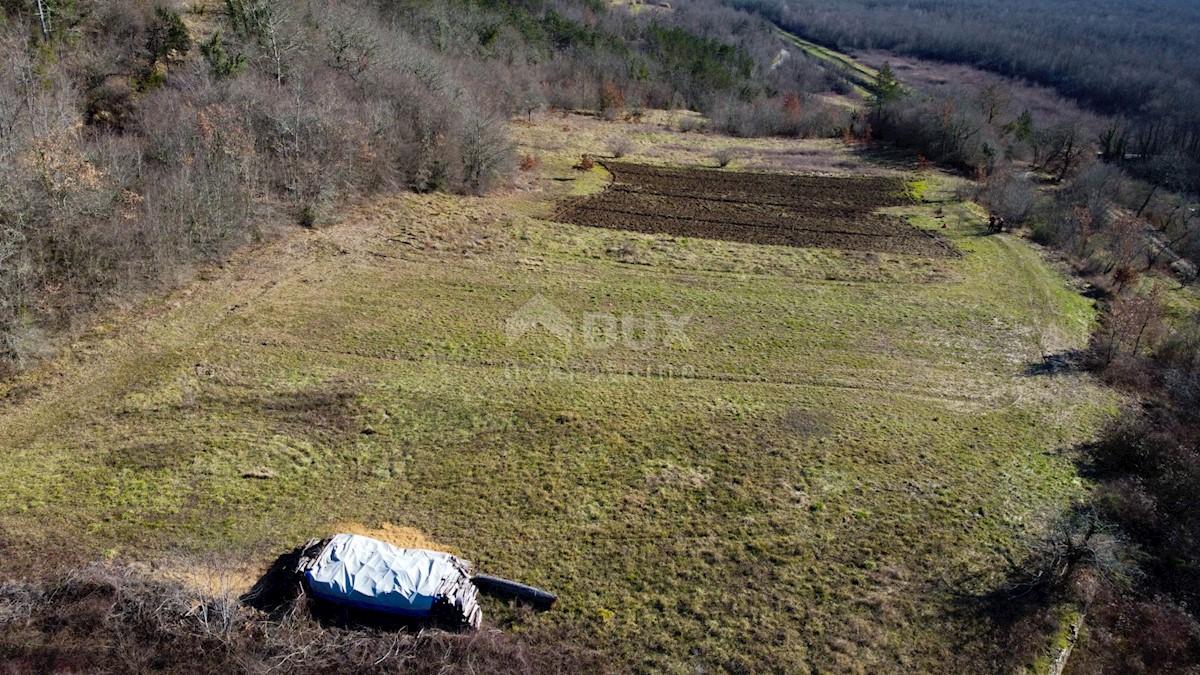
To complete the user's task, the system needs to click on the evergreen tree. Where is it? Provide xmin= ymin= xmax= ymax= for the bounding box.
xmin=146 ymin=7 xmax=191 ymax=62
xmin=869 ymin=61 xmax=901 ymax=119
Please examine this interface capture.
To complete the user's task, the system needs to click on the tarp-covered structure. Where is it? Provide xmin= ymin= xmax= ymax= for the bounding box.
xmin=301 ymin=533 xmax=482 ymax=629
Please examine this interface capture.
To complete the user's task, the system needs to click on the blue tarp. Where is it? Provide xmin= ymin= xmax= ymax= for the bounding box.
xmin=303 ymin=534 xmax=471 ymax=618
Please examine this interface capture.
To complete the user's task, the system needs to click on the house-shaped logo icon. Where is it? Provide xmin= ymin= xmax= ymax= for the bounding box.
xmin=505 ymin=294 xmax=574 ymax=347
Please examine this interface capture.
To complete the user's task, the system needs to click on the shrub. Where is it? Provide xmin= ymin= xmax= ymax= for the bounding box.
xmin=867 ymin=90 xmax=998 ymax=172
xmin=605 ymin=135 xmax=634 ymax=158
xmin=599 ymin=80 xmax=625 ymax=119
xmin=676 ymin=115 xmax=705 ymax=133
xmin=200 ymin=32 xmax=246 ymax=79
xmin=712 ymin=146 xmax=737 ymax=168
xmin=1068 ymin=592 xmax=1200 ymax=673
xmin=85 ymin=77 xmax=139 ymax=131
xmin=707 ymin=95 xmax=840 ymax=139
xmin=983 ymin=171 xmax=1039 ymax=226
xmin=133 ymin=65 xmax=167 ymax=92
xmin=519 ymin=154 xmax=541 ymax=171
xmin=299 ymin=205 xmax=319 ymax=229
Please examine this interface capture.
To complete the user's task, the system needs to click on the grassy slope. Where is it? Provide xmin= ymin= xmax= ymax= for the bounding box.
xmin=778 ymin=30 xmax=878 ymax=98
xmin=0 ymin=112 xmax=1115 ymax=672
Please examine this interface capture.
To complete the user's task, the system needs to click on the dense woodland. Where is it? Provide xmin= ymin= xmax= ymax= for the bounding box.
xmin=732 ymin=0 xmax=1200 ymax=197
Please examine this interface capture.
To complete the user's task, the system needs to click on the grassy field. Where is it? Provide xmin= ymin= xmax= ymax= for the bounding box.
xmin=0 ymin=112 xmax=1116 ymax=672
xmin=778 ymin=30 xmax=879 ymax=98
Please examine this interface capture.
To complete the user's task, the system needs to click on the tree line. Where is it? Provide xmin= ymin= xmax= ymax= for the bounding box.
xmin=851 ymin=47 xmax=1200 ymax=675
xmin=729 ymin=0 xmax=1200 ymax=196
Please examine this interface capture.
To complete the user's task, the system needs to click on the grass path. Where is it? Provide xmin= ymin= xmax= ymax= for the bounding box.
xmin=0 ymin=113 xmax=1116 ymax=672
xmin=778 ymin=30 xmax=878 ymax=97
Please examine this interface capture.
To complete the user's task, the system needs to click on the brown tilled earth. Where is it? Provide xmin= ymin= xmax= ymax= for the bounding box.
xmin=553 ymin=162 xmax=957 ymax=257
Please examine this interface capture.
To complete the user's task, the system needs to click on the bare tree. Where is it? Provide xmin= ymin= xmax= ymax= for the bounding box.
xmin=1103 ymin=213 xmax=1146 ymax=274
xmin=1092 ymin=288 xmax=1166 ymax=367
xmin=1036 ymin=118 xmax=1086 ymax=182
xmin=323 ymin=15 xmax=377 ymax=80
xmin=35 ymin=0 xmax=50 ymax=41
xmin=229 ymin=0 xmax=303 ymax=85
xmin=977 ymin=84 xmax=1009 ymax=125
xmin=459 ymin=105 xmax=513 ymax=195
xmin=1004 ymin=506 xmax=1141 ymax=599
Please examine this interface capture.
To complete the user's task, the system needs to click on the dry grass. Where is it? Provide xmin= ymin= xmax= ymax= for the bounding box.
xmin=329 ymin=523 xmax=451 ymax=553
xmin=511 ymin=110 xmax=905 ymax=177
xmin=856 ymin=51 xmax=1108 ymax=132
xmin=0 ymin=564 xmax=608 ymax=674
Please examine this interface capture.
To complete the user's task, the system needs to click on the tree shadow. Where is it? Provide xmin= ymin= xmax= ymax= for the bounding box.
xmin=937 ymin=499 xmax=1125 ymax=669
xmin=1079 ymin=283 xmax=1109 ymax=300
xmin=239 ymin=544 xmax=309 ymax=617
xmin=1023 ymin=348 xmax=1087 ymax=376
xmin=941 ymin=574 xmax=1067 ymax=671
xmin=847 ymin=143 xmax=922 ymax=172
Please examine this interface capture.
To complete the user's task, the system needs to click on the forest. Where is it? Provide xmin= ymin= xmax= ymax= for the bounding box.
xmin=730 ymin=0 xmax=1200 ymax=196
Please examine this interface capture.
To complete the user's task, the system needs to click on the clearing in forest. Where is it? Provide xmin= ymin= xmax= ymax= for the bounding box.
xmin=0 ymin=111 xmax=1115 ymax=672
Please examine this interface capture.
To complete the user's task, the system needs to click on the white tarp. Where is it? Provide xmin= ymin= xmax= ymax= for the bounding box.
xmin=304 ymin=533 xmax=470 ymax=617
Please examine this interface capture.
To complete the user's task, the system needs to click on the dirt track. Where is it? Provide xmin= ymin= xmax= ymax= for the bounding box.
xmin=553 ymin=162 xmax=957 ymax=257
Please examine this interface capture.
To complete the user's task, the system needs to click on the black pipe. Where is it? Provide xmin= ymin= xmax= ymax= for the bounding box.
xmin=471 ymin=574 xmax=557 ymax=611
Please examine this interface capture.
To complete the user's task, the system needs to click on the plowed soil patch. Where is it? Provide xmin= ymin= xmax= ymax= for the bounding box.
xmin=553 ymin=162 xmax=956 ymax=257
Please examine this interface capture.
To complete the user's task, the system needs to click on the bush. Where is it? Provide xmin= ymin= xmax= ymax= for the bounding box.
xmin=299 ymin=205 xmax=319 ymax=229
xmin=707 ymin=95 xmax=840 ymax=139
xmin=1068 ymin=591 xmax=1200 ymax=673
xmin=200 ymin=32 xmax=246 ymax=79
xmin=712 ymin=146 xmax=737 ymax=168
xmin=983 ymin=171 xmax=1039 ymax=226
xmin=1160 ymin=312 xmax=1200 ymax=413
xmin=1028 ymin=220 xmax=1061 ymax=247
xmin=676 ymin=115 xmax=705 ymax=133
xmin=605 ymin=135 xmax=634 ymax=158
xmin=1075 ymin=303 xmax=1200 ymax=672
